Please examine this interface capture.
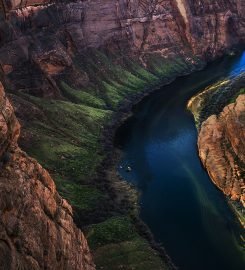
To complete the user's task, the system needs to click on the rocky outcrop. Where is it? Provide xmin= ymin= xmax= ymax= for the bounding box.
xmin=4 ymin=0 xmax=51 ymax=10
xmin=198 ymin=94 xmax=245 ymax=206
xmin=182 ymin=0 xmax=245 ymax=57
xmin=0 ymin=81 xmax=95 ymax=269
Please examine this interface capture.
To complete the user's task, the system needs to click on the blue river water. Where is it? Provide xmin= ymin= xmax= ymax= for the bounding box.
xmin=115 ymin=52 xmax=245 ymax=270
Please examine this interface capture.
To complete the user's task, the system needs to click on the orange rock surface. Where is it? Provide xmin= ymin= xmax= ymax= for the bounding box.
xmin=0 ymin=82 xmax=95 ymax=270
xmin=198 ymin=94 xmax=245 ymax=206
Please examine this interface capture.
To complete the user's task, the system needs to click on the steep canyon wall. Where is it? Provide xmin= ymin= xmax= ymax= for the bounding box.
xmin=0 ymin=0 xmax=244 ymax=97
xmin=0 ymin=81 xmax=95 ymax=269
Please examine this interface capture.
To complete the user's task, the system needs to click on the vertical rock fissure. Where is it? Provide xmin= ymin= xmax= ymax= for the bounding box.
xmin=175 ymin=0 xmax=188 ymax=24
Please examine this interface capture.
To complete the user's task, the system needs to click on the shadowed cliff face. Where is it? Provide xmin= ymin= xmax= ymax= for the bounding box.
xmin=0 ymin=81 xmax=95 ymax=270
xmin=182 ymin=0 xmax=245 ymax=56
xmin=0 ymin=0 xmax=244 ymax=97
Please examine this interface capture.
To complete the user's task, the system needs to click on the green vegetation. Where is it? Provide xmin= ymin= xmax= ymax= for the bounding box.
xmin=146 ymin=54 xmax=195 ymax=78
xmin=87 ymin=216 xmax=168 ymax=270
xmin=13 ymin=49 xmax=202 ymax=269
xmin=61 ymin=81 xmax=107 ymax=108
xmin=229 ymin=88 xmax=245 ymax=103
xmin=87 ymin=216 xmax=138 ymax=249
xmin=229 ymin=201 xmax=245 ymax=230
xmin=20 ymin=94 xmax=110 ymax=182
xmin=56 ymin=177 xmax=104 ymax=210
xmin=94 ymin=238 xmax=168 ymax=270
xmin=188 ymin=73 xmax=245 ymax=128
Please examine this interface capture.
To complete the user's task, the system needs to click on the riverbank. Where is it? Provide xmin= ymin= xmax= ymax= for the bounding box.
xmin=187 ymin=72 xmax=245 ymax=228
xmin=9 ymin=49 xmax=242 ymax=269
xmin=115 ymin=52 xmax=245 ymax=270
xmin=100 ymin=51 xmax=245 ymax=267
xmin=11 ymin=51 xmax=204 ymax=270
xmin=88 ymin=55 xmax=206 ymax=269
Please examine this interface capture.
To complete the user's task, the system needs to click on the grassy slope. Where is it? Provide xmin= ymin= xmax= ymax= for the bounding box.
xmin=188 ymin=73 xmax=245 ymax=128
xmin=13 ymin=49 xmax=202 ymax=269
xmin=229 ymin=87 xmax=245 ymax=103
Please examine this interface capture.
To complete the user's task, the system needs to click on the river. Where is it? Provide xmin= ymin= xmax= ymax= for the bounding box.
xmin=115 ymin=52 xmax=245 ymax=270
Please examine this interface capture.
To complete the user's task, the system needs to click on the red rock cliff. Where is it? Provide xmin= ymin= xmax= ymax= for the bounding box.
xmin=0 ymin=0 xmax=244 ymax=97
xmin=1 ymin=0 xmax=244 ymax=56
xmin=0 ymin=81 xmax=95 ymax=269
xmin=198 ymin=94 xmax=245 ymax=208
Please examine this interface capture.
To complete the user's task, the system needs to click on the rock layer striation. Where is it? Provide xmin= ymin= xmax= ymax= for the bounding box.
xmin=0 ymin=0 xmax=244 ymax=97
xmin=198 ymin=94 xmax=245 ymax=208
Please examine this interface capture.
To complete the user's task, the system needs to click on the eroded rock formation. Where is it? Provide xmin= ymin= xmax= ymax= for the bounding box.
xmin=0 ymin=0 xmax=244 ymax=97
xmin=0 ymin=81 xmax=95 ymax=269
xmin=198 ymin=94 xmax=245 ymax=206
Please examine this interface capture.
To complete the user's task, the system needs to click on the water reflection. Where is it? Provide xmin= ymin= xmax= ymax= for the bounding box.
xmin=230 ymin=51 xmax=245 ymax=75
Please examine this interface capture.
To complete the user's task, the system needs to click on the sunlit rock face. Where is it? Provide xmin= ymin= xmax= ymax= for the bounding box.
xmin=0 ymin=82 xmax=95 ymax=270
xmin=198 ymin=94 xmax=245 ymax=207
xmin=4 ymin=0 xmax=51 ymax=10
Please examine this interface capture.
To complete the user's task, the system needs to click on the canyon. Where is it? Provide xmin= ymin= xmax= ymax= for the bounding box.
xmin=0 ymin=0 xmax=244 ymax=269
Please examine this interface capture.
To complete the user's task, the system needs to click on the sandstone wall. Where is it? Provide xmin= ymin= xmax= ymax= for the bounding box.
xmin=0 ymin=81 xmax=95 ymax=269
xmin=198 ymin=94 xmax=245 ymax=206
xmin=0 ymin=0 xmax=243 ymax=98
